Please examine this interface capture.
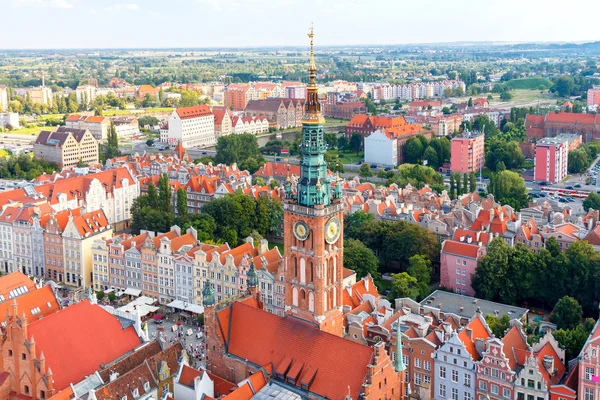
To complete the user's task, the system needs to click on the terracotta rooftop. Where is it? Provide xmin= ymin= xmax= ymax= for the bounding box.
xmin=27 ymin=300 xmax=142 ymax=390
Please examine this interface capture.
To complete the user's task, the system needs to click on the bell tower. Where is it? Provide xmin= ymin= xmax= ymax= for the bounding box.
xmin=283 ymin=25 xmax=345 ymax=337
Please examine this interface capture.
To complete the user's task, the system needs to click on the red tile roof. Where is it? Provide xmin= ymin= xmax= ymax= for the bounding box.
xmin=458 ymin=315 xmax=491 ymax=361
xmin=178 ymin=365 xmax=236 ymax=396
xmin=442 ymin=240 xmax=483 ymax=259
xmin=70 ymin=209 xmax=110 ymax=237
xmin=218 ymin=301 xmax=374 ymax=400
xmin=501 ymin=325 xmax=528 ymax=370
xmin=175 ymin=105 xmax=212 ymax=120
xmin=0 ymin=272 xmax=37 ymax=299
xmin=27 ymin=300 xmax=142 ymax=390
xmin=0 ymin=285 xmax=59 ymax=324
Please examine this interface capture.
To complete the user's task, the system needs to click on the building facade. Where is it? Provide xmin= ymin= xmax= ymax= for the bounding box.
xmin=34 ymin=127 xmax=99 ymax=169
xmin=450 ymin=132 xmax=485 ymax=173
xmin=534 ymin=137 xmax=569 ymax=183
xmin=164 ymin=105 xmax=215 ymax=149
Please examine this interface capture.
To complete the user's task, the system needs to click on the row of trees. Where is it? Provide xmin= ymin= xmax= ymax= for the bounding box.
xmin=568 ymin=141 xmax=600 ymax=174
xmin=344 ymin=211 xmax=440 ymax=270
xmin=385 ymin=163 xmax=446 ymax=193
xmin=449 ymin=172 xmax=477 ymax=199
xmin=487 ymin=170 xmax=530 ymax=210
xmin=0 ymin=153 xmax=59 ymax=180
xmin=404 ymin=135 xmax=451 ymax=170
xmin=473 ymin=236 xmax=600 ymax=314
xmin=131 ymin=176 xmax=283 ymax=247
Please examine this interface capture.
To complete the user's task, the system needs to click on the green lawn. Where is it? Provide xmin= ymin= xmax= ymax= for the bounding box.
xmin=328 ymin=149 xmax=364 ymax=164
xmin=9 ymin=126 xmax=44 ymax=136
xmin=505 ymin=77 xmax=553 ymax=90
xmin=268 ymin=242 xmax=285 ymax=255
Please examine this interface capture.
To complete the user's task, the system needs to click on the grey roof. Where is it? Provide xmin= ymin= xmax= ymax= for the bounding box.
xmin=420 ymin=290 xmax=528 ymax=320
xmin=251 ymin=381 xmax=303 ymax=400
xmin=245 ymin=98 xmax=302 ymax=113
xmin=36 ymin=127 xmax=90 ymax=146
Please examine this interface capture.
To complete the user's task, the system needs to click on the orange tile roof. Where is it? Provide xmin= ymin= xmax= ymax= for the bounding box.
xmin=442 ymin=240 xmax=483 ymax=259
xmin=27 ymin=300 xmax=142 ymax=390
xmin=179 ymin=365 xmax=236 ymax=396
xmin=545 ymin=112 xmax=597 ymax=125
xmin=219 ymin=301 xmax=374 ymax=400
xmin=0 ymin=272 xmax=37 ymax=299
xmin=152 ymin=230 xmax=179 ymax=248
xmin=457 ymin=315 xmax=491 ymax=361
xmin=342 ymin=276 xmax=380 ymax=308
xmin=0 ymin=285 xmax=59 ymax=324
xmin=169 ymin=233 xmax=196 ymax=252
xmin=501 ymin=325 xmax=528 ymax=370
xmin=71 ymin=209 xmax=110 ymax=237
xmin=176 ymin=105 xmax=212 ymax=120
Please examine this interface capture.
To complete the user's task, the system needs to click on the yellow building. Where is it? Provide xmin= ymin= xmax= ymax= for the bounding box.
xmin=34 ymin=126 xmax=99 ymax=168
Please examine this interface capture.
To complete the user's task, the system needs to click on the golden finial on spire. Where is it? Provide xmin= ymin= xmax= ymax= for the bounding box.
xmin=308 ymin=22 xmax=316 ymax=72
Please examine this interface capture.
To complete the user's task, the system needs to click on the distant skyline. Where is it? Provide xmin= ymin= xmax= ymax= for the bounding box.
xmin=3 ymin=0 xmax=600 ymax=49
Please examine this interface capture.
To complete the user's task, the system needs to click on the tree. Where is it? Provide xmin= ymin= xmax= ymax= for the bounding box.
xmin=449 ymin=173 xmax=456 ymax=200
xmin=344 ymin=239 xmax=380 ymax=280
xmin=489 ymin=170 xmax=529 ymax=210
xmin=349 ymin=133 xmax=362 ymax=155
xmin=103 ymin=120 xmax=121 ymax=160
xmin=487 ymin=94 xmax=493 ymax=102
xmin=485 ymin=314 xmax=510 ymax=338
xmin=324 ymin=133 xmax=337 ymax=149
xmin=215 ymin=134 xmax=264 ymax=173
xmin=359 ymin=163 xmax=373 ymax=177
xmin=386 ymin=164 xmax=445 ymax=191
xmin=472 ymin=237 xmax=511 ymax=301
xmin=462 ymin=173 xmax=469 ymax=194
xmin=550 ymin=296 xmax=583 ymax=330
xmin=407 ymin=254 xmax=432 ymax=300
xmin=176 ymin=188 xmax=188 ymax=216
xmin=388 ymin=272 xmax=420 ymax=301
xmin=568 ymin=148 xmax=590 ymax=174
xmin=147 ymin=183 xmax=159 ymax=208
xmin=338 ymin=136 xmax=348 ymax=152
xmin=583 ymin=192 xmax=600 ymax=212
xmin=468 ymin=97 xmax=473 ymax=107
xmin=500 ymin=91 xmax=513 ymax=101
xmin=422 ymin=147 xmax=439 ymax=169
xmin=553 ymin=75 xmax=575 ymax=97
xmin=441 ymin=106 xmax=451 ymax=115
xmin=158 ymin=173 xmax=172 ymax=213
xmin=404 ymin=137 xmax=425 ymax=164
xmin=469 ymin=171 xmax=477 ymax=193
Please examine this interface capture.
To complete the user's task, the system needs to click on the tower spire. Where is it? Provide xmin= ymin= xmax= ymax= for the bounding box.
xmin=395 ymin=323 xmax=406 ymax=372
xmin=303 ymin=23 xmax=324 ymax=124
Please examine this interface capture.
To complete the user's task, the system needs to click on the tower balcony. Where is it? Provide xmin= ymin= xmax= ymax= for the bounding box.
xmin=284 ymin=202 xmax=344 ymax=217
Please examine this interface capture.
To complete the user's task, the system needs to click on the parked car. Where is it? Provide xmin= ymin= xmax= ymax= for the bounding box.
xmin=575 ymin=184 xmax=582 ymax=188
xmin=370 ymin=164 xmax=377 ymax=168
xmin=565 ymin=186 xmax=574 ymax=190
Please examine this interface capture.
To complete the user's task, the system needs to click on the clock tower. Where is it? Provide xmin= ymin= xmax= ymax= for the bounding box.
xmin=283 ymin=25 xmax=345 ymax=337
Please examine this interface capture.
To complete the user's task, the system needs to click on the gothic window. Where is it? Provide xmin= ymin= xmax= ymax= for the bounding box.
xmin=332 ymin=286 xmax=337 ymax=308
xmin=293 ymin=257 xmax=298 ymax=278
xmin=309 ymin=261 xmax=314 ymax=282
xmin=292 ymin=287 xmax=298 ymax=306
xmin=308 ymin=291 xmax=315 ymax=312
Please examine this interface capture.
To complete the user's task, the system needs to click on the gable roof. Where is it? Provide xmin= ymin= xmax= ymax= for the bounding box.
xmin=0 ymin=272 xmax=37 ymax=300
xmin=457 ymin=314 xmax=491 ymax=361
xmin=175 ymin=105 xmax=212 ymax=120
xmin=218 ymin=301 xmax=374 ymax=400
xmin=0 ymin=285 xmax=59 ymax=324
xmin=27 ymin=300 xmax=142 ymax=390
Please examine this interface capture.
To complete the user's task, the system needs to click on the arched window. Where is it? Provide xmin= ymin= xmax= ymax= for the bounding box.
xmin=301 ymin=289 xmax=306 ymax=300
xmin=309 ymin=261 xmax=314 ymax=282
xmin=308 ymin=291 xmax=315 ymax=312
xmin=332 ymin=256 xmax=337 ymax=283
xmin=323 ymin=290 xmax=328 ymax=312
xmin=292 ymin=287 xmax=298 ymax=306
xmin=294 ymin=257 xmax=298 ymax=278
xmin=300 ymin=258 xmax=306 ymax=284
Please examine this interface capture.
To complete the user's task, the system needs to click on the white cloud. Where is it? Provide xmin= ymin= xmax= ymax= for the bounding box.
xmin=106 ymin=3 xmax=139 ymax=11
xmin=13 ymin=0 xmax=74 ymax=8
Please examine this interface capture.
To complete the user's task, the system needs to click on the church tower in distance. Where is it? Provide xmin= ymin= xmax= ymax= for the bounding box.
xmin=282 ymin=25 xmax=345 ymax=337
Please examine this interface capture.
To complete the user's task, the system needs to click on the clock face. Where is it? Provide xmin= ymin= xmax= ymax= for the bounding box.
xmin=325 ymin=216 xmax=341 ymax=244
xmin=293 ymin=220 xmax=310 ymax=241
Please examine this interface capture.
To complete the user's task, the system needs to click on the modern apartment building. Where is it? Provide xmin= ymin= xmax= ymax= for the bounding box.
xmin=588 ymin=86 xmax=600 ymax=107
xmin=33 ymin=127 xmax=99 ymax=168
xmin=163 ymin=105 xmax=215 ymax=148
xmin=75 ymin=85 xmax=97 ymax=105
xmin=65 ymin=114 xmax=110 ymax=141
xmin=0 ymin=85 xmax=8 ymax=112
xmin=450 ymin=131 xmax=485 ymax=173
xmin=534 ymin=136 xmax=569 ymax=183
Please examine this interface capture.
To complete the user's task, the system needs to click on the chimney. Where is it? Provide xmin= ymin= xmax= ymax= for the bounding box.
xmin=259 ymin=239 xmax=268 ymax=254
xmin=364 ymin=277 xmax=369 ymax=291
xmin=466 ymin=328 xmax=472 ymax=339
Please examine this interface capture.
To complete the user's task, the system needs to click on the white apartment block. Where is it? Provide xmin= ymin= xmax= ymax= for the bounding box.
xmin=75 ymin=85 xmax=97 ymax=105
xmin=0 ymin=86 xmax=8 ymax=112
xmin=0 ymin=113 xmax=20 ymax=129
xmin=164 ymin=105 xmax=215 ymax=149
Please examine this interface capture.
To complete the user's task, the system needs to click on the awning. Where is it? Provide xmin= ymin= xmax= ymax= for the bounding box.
xmin=124 ymin=288 xmax=142 ymax=297
xmin=152 ymin=313 xmax=164 ymax=320
xmin=166 ymin=300 xmax=204 ymax=315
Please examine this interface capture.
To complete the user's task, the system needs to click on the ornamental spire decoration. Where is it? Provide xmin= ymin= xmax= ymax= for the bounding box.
xmin=395 ymin=323 xmax=406 ymax=372
xmin=303 ymin=23 xmax=323 ymax=123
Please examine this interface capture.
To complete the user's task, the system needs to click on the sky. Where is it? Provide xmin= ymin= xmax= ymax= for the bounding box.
xmin=2 ymin=0 xmax=600 ymax=49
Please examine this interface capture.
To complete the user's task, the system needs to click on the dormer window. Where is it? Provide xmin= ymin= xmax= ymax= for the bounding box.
xmin=132 ymin=388 xmax=139 ymax=397
xmin=143 ymin=382 xmax=150 ymax=391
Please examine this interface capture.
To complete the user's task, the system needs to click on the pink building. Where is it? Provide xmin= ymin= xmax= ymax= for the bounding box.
xmin=440 ymin=232 xmax=487 ymax=295
xmin=578 ymin=320 xmax=600 ymax=400
xmin=534 ymin=137 xmax=568 ymax=183
xmin=450 ymin=132 xmax=485 ymax=173
xmin=284 ymin=85 xmax=307 ymax=100
xmin=588 ymin=87 xmax=600 ymax=107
